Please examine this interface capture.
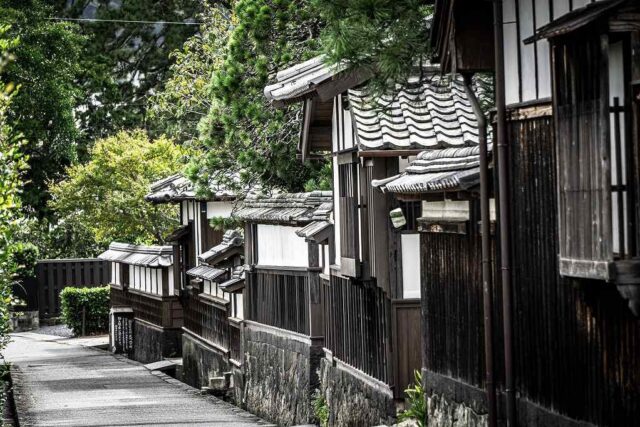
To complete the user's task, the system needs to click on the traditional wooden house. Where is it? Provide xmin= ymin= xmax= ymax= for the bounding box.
xmin=428 ymin=0 xmax=640 ymax=425
xmin=145 ymin=174 xmax=245 ymax=391
xmin=145 ymin=173 xmax=236 ymax=289
xmin=100 ymin=242 xmax=182 ymax=363
xmin=233 ymin=191 xmax=334 ymax=426
xmin=263 ymin=58 xmax=484 ymax=425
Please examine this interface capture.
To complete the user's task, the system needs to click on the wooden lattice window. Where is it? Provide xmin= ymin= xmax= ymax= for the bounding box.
xmin=338 ymin=152 xmax=361 ymax=277
xmin=552 ymin=31 xmax=638 ymax=280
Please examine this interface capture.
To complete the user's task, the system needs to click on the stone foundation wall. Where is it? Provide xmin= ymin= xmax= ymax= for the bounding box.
xmin=318 ymin=357 xmax=395 ymax=427
xmin=426 ymin=394 xmax=487 ymax=427
xmin=242 ymin=322 xmax=317 ymax=426
xmin=133 ymin=320 xmax=181 ymax=364
xmin=181 ymin=331 xmax=229 ymax=389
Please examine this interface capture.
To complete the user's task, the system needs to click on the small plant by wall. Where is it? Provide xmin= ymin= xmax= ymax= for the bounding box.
xmin=60 ymin=286 xmax=110 ymax=336
xmin=398 ymin=370 xmax=426 ymax=427
xmin=312 ymin=389 xmax=329 ymax=427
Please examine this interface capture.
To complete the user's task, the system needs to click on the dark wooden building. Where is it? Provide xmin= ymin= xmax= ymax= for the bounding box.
xmin=233 ymin=191 xmax=334 ymax=426
xmin=100 ymin=242 xmax=183 ymax=363
xmin=262 ymin=56 xmax=485 ymax=425
xmin=428 ymin=0 xmax=640 ymax=425
xmin=145 ymin=174 xmax=245 ymax=392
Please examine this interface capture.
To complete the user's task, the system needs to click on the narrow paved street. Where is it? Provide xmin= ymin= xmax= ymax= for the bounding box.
xmin=3 ymin=333 xmax=269 ymax=427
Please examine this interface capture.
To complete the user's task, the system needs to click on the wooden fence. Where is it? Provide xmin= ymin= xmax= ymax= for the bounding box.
xmin=246 ymin=267 xmax=310 ymax=335
xmin=183 ymin=293 xmax=230 ymax=352
xmin=32 ymin=259 xmax=110 ymax=318
xmin=321 ymin=275 xmax=390 ymax=383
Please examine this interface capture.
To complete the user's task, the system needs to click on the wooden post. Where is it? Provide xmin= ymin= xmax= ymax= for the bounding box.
xmin=307 ymin=242 xmax=324 ymax=344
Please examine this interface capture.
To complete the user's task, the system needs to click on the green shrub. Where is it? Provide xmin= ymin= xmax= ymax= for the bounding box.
xmin=60 ymin=286 xmax=110 ymax=336
xmin=398 ymin=370 xmax=427 ymax=427
xmin=312 ymin=389 xmax=329 ymax=427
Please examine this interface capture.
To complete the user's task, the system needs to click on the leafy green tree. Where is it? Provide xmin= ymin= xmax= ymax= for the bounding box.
xmin=48 ymin=130 xmax=187 ymax=254
xmin=0 ymin=25 xmax=27 ymax=350
xmin=58 ymin=0 xmax=206 ymax=143
xmin=190 ymin=0 xmax=329 ymax=195
xmin=148 ymin=3 xmax=231 ymax=145
xmin=0 ymin=0 xmax=85 ymax=217
xmin=313 ymin=0 xmax=432 ymax=92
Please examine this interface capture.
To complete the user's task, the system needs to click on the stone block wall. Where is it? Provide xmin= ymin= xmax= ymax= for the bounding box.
xmin=132 ymin=320 xmax=181 ymax=364
xmin=426 ymin=394 xmax=487 ymax=427
xmin=181 ymin=331 xmax=229 ymax=389
xmin=318 ymin=357 xmax=395 ymax=427
xmin=242 ymin=322 xmax=320 ymax=426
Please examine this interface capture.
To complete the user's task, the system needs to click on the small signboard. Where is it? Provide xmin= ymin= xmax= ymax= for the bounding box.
xmin=110 ymin=307 xmax=134 ymax=357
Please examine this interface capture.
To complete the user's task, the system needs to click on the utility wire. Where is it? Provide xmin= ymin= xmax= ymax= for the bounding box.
xmin=46 ymin=17 xmax=202 ymax=25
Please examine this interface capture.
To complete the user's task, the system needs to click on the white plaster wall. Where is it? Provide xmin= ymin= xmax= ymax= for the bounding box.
xmin=168 ymin=265 xmax=175 ymax=295
xmin=609 ymin=40 xmax=627 ymax=255
xmin=502 ymin=0 xmax=607 ymax=107
xmin=128 ymin=265 xmax=164 ymax=295
xmin=401 ymin=233 xmax=421 ymax=299
xmin=235 ymin=293 xmax=244 ymax=319
xmin=256 ymin=224 xmax=308 ymax=267
xmin=333 ymin=156 xmax=341 ymax=266
xmin=206 ymin=201 xmax=234 ymax=219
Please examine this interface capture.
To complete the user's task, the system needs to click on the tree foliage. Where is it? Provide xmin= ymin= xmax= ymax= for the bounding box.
xmin=149 ymin=4 xmax=231 ymax=144
xmin=59 ymin=0 xmax=206 ymax=144
xmin=314 ymin=0 xmax=432 ymax=93
xmin=0 ymin=25 xmax=27 ymax=350
xmin=189 ymin=0 xmax=329 ymax=196
xmin=0 ymin=0 xmax=85 ymax=217
xmin=48 ymin=130 xmax=187 ymax=254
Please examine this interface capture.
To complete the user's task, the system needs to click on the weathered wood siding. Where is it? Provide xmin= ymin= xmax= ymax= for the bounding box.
xmin=553 ymin=34 xmax=613 ymax=279
xmin=509 ymin=112 xmax=640 ymax=425
xmin=391 ymin=298 xmax=421 ymax=398
xmin=183 ymin=293 xmax=230 ymax=352
xmin=245 ymin=268 xmax=310 ymax=335
xmin=110 ymin=286 xmax=183 ymax=329
xmin=321 ymin=275 xmax=391 ymax=383
xmin=420 ymin=228 xmax=496 ymax=390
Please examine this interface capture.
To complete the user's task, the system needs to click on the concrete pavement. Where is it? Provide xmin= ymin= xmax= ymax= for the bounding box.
xmin=3 ymin=333 xmax=270 ymax=427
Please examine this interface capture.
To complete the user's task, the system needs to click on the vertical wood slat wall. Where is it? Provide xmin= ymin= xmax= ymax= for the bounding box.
xmin=420 ymin=229 xmax=498 ymax=390
xmin=35 ymin=259 xmax=110 ymax=318
xmin=183 ymin=293 xmax=230 ymax=351
xmin=421 ymin=112 xmax=640 ymax=425
xmin=509 ymin=113 xmax=640 ymax=425
xmin=246 ymin=268 xmax=310 ymax=335
xmin=321 ymin=275 xmax=390 ymax=383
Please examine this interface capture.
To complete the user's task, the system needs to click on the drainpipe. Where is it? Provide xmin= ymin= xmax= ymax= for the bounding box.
xmin=493 ymin=1 xmax=516 ymax=425
xmin=462 ymin=75 xmax=497 ymax=427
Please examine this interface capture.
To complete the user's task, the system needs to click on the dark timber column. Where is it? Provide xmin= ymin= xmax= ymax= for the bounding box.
xmin=307 ymin=241 xmax=324 ymax=404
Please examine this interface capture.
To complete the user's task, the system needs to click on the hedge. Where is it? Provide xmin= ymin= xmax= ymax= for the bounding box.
xmin=60 ymin=286 xmax=110 ymax=336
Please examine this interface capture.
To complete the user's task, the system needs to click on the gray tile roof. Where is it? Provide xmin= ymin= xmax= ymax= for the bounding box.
xmin=234 ymin=191 xmax=333 ymax=225
xmin=98 ymin=243 xmax=173 ymax=267
xmin=264 ymin=55 xmax=369 ymax=106
xmin=349 ymin=73 xmax=481 ymax=150
xmin=372 ymin=146 xmax=489 ymax=194
xmin=199 ymin=230 xmax=244 ymax=264
xmin=295 ymin=220 xmax=332 ymax=242
xmin=145 ymin=174 xmax=236 ymax=204
xmin=219 ymin=266 xmax=245 ymax=294
xmin=186 ymin=264 xmax=227 ymax=282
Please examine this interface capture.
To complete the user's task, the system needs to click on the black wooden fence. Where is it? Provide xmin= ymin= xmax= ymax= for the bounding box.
xmin=321 ymin=275 xmax=390 ymax=383
xmin=28 ymin=259 xmax=110 ymax=318
xmin=183 ymin=293 xmax=230 ymax=351
xmin=246 ymin=267 xmax=310 ymax=335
